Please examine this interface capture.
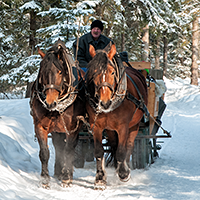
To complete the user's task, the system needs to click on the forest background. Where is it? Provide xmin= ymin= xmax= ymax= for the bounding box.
xmin=0 ymin=0 xmax=199 ymax=98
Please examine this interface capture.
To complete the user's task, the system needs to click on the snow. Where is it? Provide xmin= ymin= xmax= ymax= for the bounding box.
xmin=76 ymin=1 xmax=100 ymax=9
xmin=19 ymin=1 xmax=41 ymax=12
xmin=0 ymin=77 xmax=200 ymax=199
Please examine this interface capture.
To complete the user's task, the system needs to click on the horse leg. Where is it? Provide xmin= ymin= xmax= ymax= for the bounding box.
xmin=59 ymin=134 xmax=78 ymax=187
xmin=105 ymin=130 xmax=118 ymax=168
xmin=61 ymin=142 xmax=74 ymax=187
xmin=126 ymin=125 xmax=140 ymax=167
xmin=93 ymin=127 xmax=106 ymax=189
xmin=51 ymin=132 xmax=66 ymax=180
xmin=35 ymin=125 xmax=50 ymax=188
xmin=116 ymin=127 xmax=131 ymax=182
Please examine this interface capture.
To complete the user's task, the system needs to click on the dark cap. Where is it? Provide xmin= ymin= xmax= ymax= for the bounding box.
xmin=91 ymin=20 xmax=104 ymax=31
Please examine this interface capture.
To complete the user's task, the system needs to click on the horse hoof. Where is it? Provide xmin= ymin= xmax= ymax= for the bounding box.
xmin=118 ymin=172 xmax=131 ymax=182
xmin=41 ymin=183 xmax=50 ymax=189
xmin=61 ymin=180 xmax=72 ymax=188
xmin=40 ymin=177 xmax=50 ymax=189
xmin=94 ymin=180 xmax=107 ymax=190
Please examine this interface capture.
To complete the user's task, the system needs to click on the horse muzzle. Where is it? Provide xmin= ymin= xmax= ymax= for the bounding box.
xmin=100 ymin=99 xmax=112 ymax=110
xmin=45 ymin=100 xmax=57 ymax=111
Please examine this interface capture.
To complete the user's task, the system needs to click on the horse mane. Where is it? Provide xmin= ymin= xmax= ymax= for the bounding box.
xmin=40 ymin=40 xmax=67 ymax=73
xmin=48 ymin=39 xmax=67 ymax=53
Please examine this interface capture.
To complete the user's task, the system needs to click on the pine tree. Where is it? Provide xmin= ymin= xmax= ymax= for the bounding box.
xmin=1 ymin=0 xmax=199 ymax=97
xmin=0 ymin=1 xmax=34 ymax=97
xmin=0 ymin=0 xmax=94 ymax=97
xmin=36 ymin=0 xmax=95 ymax=50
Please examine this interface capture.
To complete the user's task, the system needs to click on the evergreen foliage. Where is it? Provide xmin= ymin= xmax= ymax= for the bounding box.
xmin=0 ymin=0 xmax=199 ymax=97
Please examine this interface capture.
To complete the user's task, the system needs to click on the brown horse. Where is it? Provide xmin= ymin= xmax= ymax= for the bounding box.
xmin=85 ymin=43 xmax=148 ymax=189
xmin=30 ymin=39 xmax=85 ymax=188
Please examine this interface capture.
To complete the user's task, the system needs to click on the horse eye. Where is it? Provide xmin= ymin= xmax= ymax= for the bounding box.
xmin=111 ymin=71 xmax=115 ymax=75
xmin=59 ymin=71 xmax=62 ymax=75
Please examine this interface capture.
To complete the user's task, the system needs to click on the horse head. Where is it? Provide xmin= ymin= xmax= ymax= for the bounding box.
xmin=37 ymin=40 xmax=70 ymax=110
xmin=87 ymin=42 xmax=117 ymax=110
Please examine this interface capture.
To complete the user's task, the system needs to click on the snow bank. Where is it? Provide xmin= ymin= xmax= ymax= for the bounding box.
xmin=0 ymin=78 xmax=200 ymax=199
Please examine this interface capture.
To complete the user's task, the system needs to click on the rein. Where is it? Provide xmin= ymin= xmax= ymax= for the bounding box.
xmin=126 ymin=73 xmax=149 ymax=117
xmin=75 ymin=19 xmax=81 ymax=67
xmin=126 ymin=72 xmax=170 ymax=137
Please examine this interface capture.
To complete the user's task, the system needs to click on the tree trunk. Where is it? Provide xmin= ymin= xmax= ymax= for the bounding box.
xmin=142 ymin=25 xmax=149 ymax=61
xmin=29 ymin=10 xmax=37 ymax=55
xmin=155 ymin=39 xmax=160 ymax=69
xmin=121 ymin=32 xmax=125 ymax=52
xmin=163 ymin=31 xmax=167 ymax=76
xmin=191 ymin=17 xmax=199 ymax=86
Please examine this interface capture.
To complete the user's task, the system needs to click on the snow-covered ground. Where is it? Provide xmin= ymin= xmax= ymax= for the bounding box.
xmin=0 ymin=77 xmax=200 ymax=200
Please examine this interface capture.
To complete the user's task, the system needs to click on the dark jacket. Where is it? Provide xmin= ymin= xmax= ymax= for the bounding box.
xmin=73 ymin=32 xmax=113 ymax=68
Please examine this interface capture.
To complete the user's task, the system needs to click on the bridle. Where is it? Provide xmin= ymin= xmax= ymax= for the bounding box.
xmin=42 ymin=82 xmax=63 ymax=94
xmin=34 ymin=45 xmax=83 ymax=113
xmin=36 ymin=50 xmax=68 ymax=101
xmin=42 ymin=63 xmax=65 ymax=95
xmin=86 ymin=51 xmax=127 ymax=131
xmin=94 ymin=70 xmax=117 ymax=99
xmin=92 ymin=57 xmax=119 ymax=100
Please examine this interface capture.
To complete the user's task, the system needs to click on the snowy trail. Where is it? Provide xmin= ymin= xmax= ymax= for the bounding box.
xmin=0 ymin=78 xmax=200 ymax=200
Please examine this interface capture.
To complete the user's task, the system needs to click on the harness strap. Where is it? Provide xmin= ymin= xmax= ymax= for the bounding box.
xmin=72 ymin=65 xmax=79 ymax=87
xmin=43 ymin=84 xmax=62 ymax=93
xmin=126 ymin=73 xmax=144 ymax=101
xmin=126 ymin=74 xmax=149 ymax=117
xmin=126 ymin=92 xmax=149 ymax=117
xmin=126 ymin=92 xmax=141 ymax=108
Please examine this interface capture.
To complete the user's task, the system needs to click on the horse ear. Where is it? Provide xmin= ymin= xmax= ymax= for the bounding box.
xmin=37 ymin=47 xmax=45 ymax=58
xmin=108 ymin=44 xmax=116 ymax=60
xmin=89 ymin=44 xmax=96 ymax=58
xmin=104 ymin=41 xmax=112 ymax=53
